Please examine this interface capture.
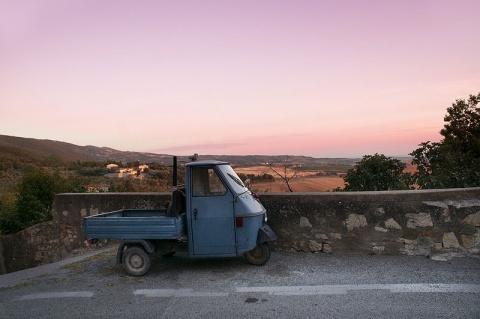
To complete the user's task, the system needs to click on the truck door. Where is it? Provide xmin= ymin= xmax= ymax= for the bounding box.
xmin=190 ymin=166 xmax=236 ymax=255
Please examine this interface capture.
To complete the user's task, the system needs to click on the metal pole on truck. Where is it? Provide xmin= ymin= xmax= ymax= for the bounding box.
xmin=172 ymin=156 xmax=178 ymax=215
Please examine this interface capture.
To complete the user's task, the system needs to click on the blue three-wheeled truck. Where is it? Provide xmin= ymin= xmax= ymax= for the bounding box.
xmin=83 ymin=157 xmax=277 ymax=276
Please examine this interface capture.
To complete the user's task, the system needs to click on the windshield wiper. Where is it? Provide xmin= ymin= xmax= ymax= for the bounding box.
xmin=227 ymin=173 xmax=245 ymax=187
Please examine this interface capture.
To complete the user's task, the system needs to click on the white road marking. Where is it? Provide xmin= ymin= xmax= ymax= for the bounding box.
xmin=134 ymin=289 xmax=228 ymax=297
xmin=388 ymin=283 xmax=480 ymax=293
xmin=16 ymin=291 xmax=94 ymax=300
xmin=135 ymin=284 xmax=480 ymax=298
xmin=236 ymin=284 xmax=480 ymax=295
xmin=16 ymin=284 xmax=480 ymax=301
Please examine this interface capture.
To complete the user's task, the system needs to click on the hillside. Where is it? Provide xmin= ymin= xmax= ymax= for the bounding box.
xmin=0 ymin=134 xmax=361 ymax=167
xmin=0 ymin=135 xmax=94 ymax=163
xmin=0 ymin=135 xmax=175 ymax=165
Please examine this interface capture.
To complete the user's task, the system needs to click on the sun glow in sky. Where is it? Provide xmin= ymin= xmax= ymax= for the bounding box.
xmin=1 ymin=0 xmax=479 ymax=157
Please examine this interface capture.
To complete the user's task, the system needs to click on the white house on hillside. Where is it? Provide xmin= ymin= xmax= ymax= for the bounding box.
xmin=106 ymin=164 xmax=119 ymax=170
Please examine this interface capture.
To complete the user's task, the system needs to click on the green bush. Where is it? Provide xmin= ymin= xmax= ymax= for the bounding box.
xmin=343 ymin=154 xmax=413 ymax=191
xmin=0 ymin=168 xmax=86 ymax=235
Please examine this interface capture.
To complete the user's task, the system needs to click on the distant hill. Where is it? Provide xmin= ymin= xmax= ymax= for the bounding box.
xmin=0 ymin=134 xmax=360 ymax=167
xmin=0 ymin=135 xmax=95 ymax=162
xmin=0 ymin=135 xmax=177 ymax=165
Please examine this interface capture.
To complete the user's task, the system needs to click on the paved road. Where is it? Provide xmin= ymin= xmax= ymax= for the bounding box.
xmin=1 ymin=248 xmax=479 ymax=318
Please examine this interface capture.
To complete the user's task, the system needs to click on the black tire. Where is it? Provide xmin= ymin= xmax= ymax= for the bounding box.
xmin=244 ymin=243 xmax=271 ymax=266
xmin=122 ymin=246 xmax=151 ymax=276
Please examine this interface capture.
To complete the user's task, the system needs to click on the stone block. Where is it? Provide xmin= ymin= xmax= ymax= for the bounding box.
xmin=442 ymin=232 xmax=460 ymax=248
xmin=406 ymin=213 xmax=433 ymax=228
xmin=329 ymin=233 xmax=342 ymax=239
xmin=308 ymin=240 xmax=322 ymax=252
xmin=314 ymin=233 xmax=328 ymax=240
xmin=374 ymin=226 xmax=388 ymax=233
xmin=372 ymin=245 xmax=385 ymax=254
xmin=299 ymin=216 xmax=312 ymax=228
xmin=400 ymin=239 xmax=431 ymax=256
xmin=322 ymin=243 xmax=332 ymax=254
xmin=346 ymin=214 xmax=367 ymax=231
xmin=460 ymin=230 xmax=480 ymax=250
xmin=385 ymin=218 xmax=402 ymax=230
xmin=462 ymin=212 xmax=480 ymax=226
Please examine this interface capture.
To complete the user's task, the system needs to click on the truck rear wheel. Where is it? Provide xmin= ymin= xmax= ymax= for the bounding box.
xmin=123 ymin=246 xmax=151 ymax=276
xmin=244 ymin=243 xmax=270 ymax=266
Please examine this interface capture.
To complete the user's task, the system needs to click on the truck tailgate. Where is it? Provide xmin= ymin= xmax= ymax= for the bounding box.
xmin=83 ymin=209 xmax=186 ymax=240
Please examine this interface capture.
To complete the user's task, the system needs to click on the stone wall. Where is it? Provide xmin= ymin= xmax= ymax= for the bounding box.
xmin=261 ymin=188 xmax=480 ymax=258
xmin=0 ymin=193 xmax=171 ymax=274
xmin=1 ymin=188 xmax=479 ymax=274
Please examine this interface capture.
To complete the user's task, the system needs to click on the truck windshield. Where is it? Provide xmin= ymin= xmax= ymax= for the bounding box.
xmin=217 ymin=164 xmax=249 ymax=195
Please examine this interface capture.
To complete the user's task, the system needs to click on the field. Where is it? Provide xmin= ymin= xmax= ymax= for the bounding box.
xmin=250 ymin=176 xmax=345 ymax=192
xmin=234 ymin=159 xmax=416 ymax=193
xmin=234 ymin=166 xmax=345 ymax=192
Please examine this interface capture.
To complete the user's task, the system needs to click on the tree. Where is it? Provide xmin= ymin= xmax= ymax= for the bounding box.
xmin=410 ymin=92 xmax=480 ymax=188
xmin=269 ymin=156 xmax=299 ymax=192
xmin=343 ymin=154 xmax=412 ymax=191
xmin=0 ymin=192 xmax=20 ymax=235
xmin=0 ymin=168 xmax=86 ymax=234
xmin=127 ymin=160 xmax=140 ymax=168
xmin=15 ymin=169 xmax=70 ymax=228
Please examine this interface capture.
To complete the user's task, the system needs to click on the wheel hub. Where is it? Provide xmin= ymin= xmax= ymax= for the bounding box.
xmin=250 ymin=247 xmax=262 ymax=257
xmin=130 ymin=254 xmax=144 ymax=268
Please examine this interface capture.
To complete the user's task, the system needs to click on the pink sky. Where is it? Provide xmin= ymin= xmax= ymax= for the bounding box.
xmin=1 ymin=0 xmax=479 ymax=157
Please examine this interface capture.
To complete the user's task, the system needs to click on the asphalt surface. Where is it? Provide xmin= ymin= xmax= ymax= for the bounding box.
xmin=0 ymin=246 xmax=115 ymax=289
xmin=1 ymin=248 xmax=479 ymax=318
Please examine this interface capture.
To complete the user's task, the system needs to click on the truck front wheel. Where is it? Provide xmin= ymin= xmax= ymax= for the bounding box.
xmin=123 ymin=246 xmax=151 ymax=276
xmin=244 ymin=243 xmax=271 ymax=266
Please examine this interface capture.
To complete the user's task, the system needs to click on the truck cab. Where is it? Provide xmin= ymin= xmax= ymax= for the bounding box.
xmin=185 ymin=161 xmax=269 ymax=257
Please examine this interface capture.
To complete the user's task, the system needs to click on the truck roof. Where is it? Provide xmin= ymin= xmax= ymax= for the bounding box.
xmin=185 ymin=160 xmax=229 ymax=167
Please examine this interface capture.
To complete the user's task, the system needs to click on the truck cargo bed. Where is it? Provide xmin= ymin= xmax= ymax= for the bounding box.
xmin=83 ymin=209 xmax=186 ymax=240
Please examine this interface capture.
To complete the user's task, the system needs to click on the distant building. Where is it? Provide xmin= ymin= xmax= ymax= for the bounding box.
xmin=87 ymin=185 xmax=109 ymax=193
xmin=104 ymin=163 xmax=146 ymax=179
xmin=106 ymin=164 xmax=118 ymax=170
